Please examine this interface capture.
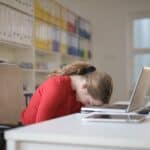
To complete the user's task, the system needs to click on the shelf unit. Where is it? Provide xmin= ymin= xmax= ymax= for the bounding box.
xmin=0 ymin=0 xmax=92 ymax=93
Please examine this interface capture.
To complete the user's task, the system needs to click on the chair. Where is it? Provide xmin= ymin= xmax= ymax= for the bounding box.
xmin=0 ymin=63 xmax=25 ymax=149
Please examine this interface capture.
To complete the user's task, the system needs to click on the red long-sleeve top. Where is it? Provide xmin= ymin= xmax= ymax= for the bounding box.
xmin=21 ymin=76 xmax=83 ymax=125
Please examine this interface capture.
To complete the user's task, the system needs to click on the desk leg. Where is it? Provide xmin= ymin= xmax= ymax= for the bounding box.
xmin=6 ymin=140 xmax=18 ymax=150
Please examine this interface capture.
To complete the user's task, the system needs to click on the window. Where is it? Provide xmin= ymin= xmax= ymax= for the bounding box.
xmin=128 ymin=15 xmax=150 ymax=87
xmin=133 ymin=18 xmax=150 ymax=49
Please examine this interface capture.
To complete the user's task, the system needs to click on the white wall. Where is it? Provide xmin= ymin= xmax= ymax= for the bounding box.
xmin=59 ymin=0 xmax=150 ymax=102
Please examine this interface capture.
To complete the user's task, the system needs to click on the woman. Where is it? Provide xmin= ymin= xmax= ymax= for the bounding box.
xmin=21 ymin=61 xmax=113 ymax=125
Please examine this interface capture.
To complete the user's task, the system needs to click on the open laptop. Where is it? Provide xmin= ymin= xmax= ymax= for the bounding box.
xmin=81 ymin=67 xmax=150 ymax=113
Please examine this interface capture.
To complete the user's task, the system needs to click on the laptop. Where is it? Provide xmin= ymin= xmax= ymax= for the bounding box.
xmin=81 ymin=67 xmax=150 ymax=113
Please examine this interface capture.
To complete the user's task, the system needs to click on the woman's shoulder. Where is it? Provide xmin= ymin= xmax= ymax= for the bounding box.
xmin=34 ymin=76 xmax=70 ymax=95
xmin=50 ymin=75 xmax=70 ymax=83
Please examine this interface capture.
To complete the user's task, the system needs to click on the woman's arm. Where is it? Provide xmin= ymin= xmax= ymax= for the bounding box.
xmin=35 ymin=79 xmax=64 ymax=122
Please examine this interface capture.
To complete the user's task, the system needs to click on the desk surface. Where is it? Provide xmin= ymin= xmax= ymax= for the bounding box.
xmin=5 ymin=113 xmax=150 ymax=149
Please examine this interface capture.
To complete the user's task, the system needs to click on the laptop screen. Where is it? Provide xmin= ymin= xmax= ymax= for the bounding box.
xmin=127 ymin=67 xmax=150 ymax=112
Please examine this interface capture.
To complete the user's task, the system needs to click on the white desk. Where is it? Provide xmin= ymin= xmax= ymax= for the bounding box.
xmin=5 ymin=113 xmax=150 ymax=150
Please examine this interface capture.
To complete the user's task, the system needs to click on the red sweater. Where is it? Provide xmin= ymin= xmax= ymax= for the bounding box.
xmin=21 ymin=76 xmax=83 ymax=125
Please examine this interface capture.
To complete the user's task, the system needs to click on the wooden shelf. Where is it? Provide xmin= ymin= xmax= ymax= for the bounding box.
xmin=34 ymin=69 xmax=50 ymax=73
xmin=0 ymin=40 xmax=32 ymax=50
xmin=21 ymin=68 xmax=33 ymax=72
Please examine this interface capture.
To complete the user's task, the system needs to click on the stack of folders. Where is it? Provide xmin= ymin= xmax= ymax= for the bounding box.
xmin=0 ymin=4 xmax=32 ymax=46
xmin=0 ymin=0 xmax=33 ymax=15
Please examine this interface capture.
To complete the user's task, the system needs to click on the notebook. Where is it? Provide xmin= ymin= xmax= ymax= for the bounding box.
xmin=81 ymin=67 xmax=150 ymax=113
xmin=82 ymin=112 xmax=146 ymax=123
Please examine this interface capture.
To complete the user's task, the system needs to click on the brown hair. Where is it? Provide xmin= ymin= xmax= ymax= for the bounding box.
xmin=49 ymin=61 xmax=96 ymax=76
xmin=86 ymin=71 xmax=113 ymax=104
xmin=49 ymin=61 xmax=113 ymax=104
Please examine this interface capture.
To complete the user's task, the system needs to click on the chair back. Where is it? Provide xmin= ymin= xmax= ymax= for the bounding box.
xmin=0 ymin=63 xmax=25 ymax=125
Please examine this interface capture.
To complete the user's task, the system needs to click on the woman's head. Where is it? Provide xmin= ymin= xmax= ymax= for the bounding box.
xmin=85 ymin=71 xmax=113 ymax=104
xmin=71 ymin=71 xmax=113 ymax=106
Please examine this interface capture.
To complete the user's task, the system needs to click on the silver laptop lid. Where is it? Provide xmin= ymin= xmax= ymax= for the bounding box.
xmin=127 ymin=67 xmax=150 ymax=112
